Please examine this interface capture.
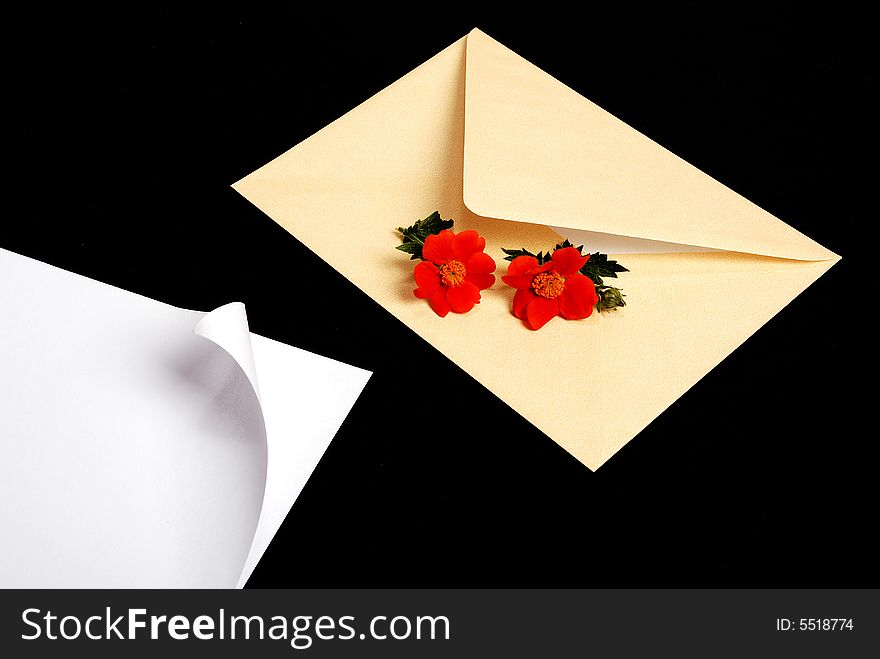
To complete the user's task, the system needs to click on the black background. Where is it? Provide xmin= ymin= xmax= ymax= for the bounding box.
xmin=4 ymin=5 xmax=874 ymax=586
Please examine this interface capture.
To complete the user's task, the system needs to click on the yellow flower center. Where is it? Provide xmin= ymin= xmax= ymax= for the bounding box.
xmin=531 ymin=271 xmax=565 ymax=299
xmin=439 ymin=259 xmax=467 ymax=287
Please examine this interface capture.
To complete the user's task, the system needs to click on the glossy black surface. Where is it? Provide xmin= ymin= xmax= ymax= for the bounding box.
xmin=5 ymin=6 xmax=872 ymax=585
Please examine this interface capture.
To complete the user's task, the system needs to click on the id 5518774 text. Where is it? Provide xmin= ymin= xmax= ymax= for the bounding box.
xmin=776 ymin=618 xmax=854 ymax=631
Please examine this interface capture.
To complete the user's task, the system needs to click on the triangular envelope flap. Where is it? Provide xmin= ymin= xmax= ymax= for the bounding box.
xmin=462 ymin=29 xmax=836 ymax=262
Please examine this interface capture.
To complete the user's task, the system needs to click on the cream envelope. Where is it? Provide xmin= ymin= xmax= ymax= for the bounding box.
xmin=233 ymin=28 xmax=839 ymax=470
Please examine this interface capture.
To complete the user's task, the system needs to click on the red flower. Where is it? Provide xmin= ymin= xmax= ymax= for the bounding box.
xmin=413 ymin=229 xmax=497 ymax=317
xmin=501 ymin=247 xmax=599 ymax=330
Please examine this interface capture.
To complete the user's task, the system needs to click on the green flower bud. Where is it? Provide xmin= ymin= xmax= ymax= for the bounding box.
xmin=596 ymin=286 xmax=626 ymax=312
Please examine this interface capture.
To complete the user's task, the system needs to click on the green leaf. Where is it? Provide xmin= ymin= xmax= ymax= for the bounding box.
xmin=502 ymin=247 xmax=535 ymax=262
xmin=595 ymin=285 xmax=626 ymax=312
xmin=552 ymin=238 xmax=578 ymax=251
xmin=396 ymin=211 xmax=455 ymax=260
xmin=579 ymin=252 xmax=629 ymax=286
xmin=501 ymin=247 xmax=551 ymax=265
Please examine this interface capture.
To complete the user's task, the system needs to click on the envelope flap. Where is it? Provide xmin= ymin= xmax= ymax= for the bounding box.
xmin=462 ymin=29 xmax=836 ymax=261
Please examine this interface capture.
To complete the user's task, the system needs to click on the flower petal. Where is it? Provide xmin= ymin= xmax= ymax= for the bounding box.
xmin=452 ymin=230 xmax=486 ymax=262
xmin=525 ymin=296 xmax=559 ymax=330
xmin=446 ymin=281 xmax=481 ymax=313
xmin=512 ymin=288 xmax=535 ymax=320
xmin=502 ymin=256 xmax=540 ymax=289
xmin=551 ymin=246 xmax=589 ymax=277
xmin=429 ymin=288 xmax=451 ymax=317
xmin=530 ymin=261 xmax=556 ymax=275
xmin=466 ymin=251 xmax=496 ymax=274
xmin=558 ymin=274 xmax=598 ymax=320
xmin=501 ymin=274 xmax=535 ymax=290
xmin=465 ymin=272 xmax=496 ymax=290
xmin=506 ymin=255 xmax=540 ymax=276
xmin=423 ymin=229 xmax=455 ymax=264
xmin=413 ymin=261 xmax=440 ymax=299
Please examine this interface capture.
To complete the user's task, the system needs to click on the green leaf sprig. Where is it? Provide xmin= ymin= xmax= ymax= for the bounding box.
xmin=396 ymin=211 xmax=454 ymax=260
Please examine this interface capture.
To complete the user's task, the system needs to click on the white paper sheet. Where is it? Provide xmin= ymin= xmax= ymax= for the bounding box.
xmin=0 ymin=247 xmax=370 ymax=588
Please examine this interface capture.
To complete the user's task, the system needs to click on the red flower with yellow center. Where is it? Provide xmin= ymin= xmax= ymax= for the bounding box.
xmin=501 ymin=246 xmax=599 ymax=330
xmin=413 ymin=229 xmax=497 ymax=317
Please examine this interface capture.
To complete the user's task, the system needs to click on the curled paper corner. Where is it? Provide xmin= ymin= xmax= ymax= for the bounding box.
xmin=192 ymin=302 xmax=290 ymax=588
xmin=194 ymin=302 xmax=261 ymax=399
xmin=193 ymin=302 xmax=269 ymax=587
xmin=194 ymin=300 xmax=372 ymax=587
